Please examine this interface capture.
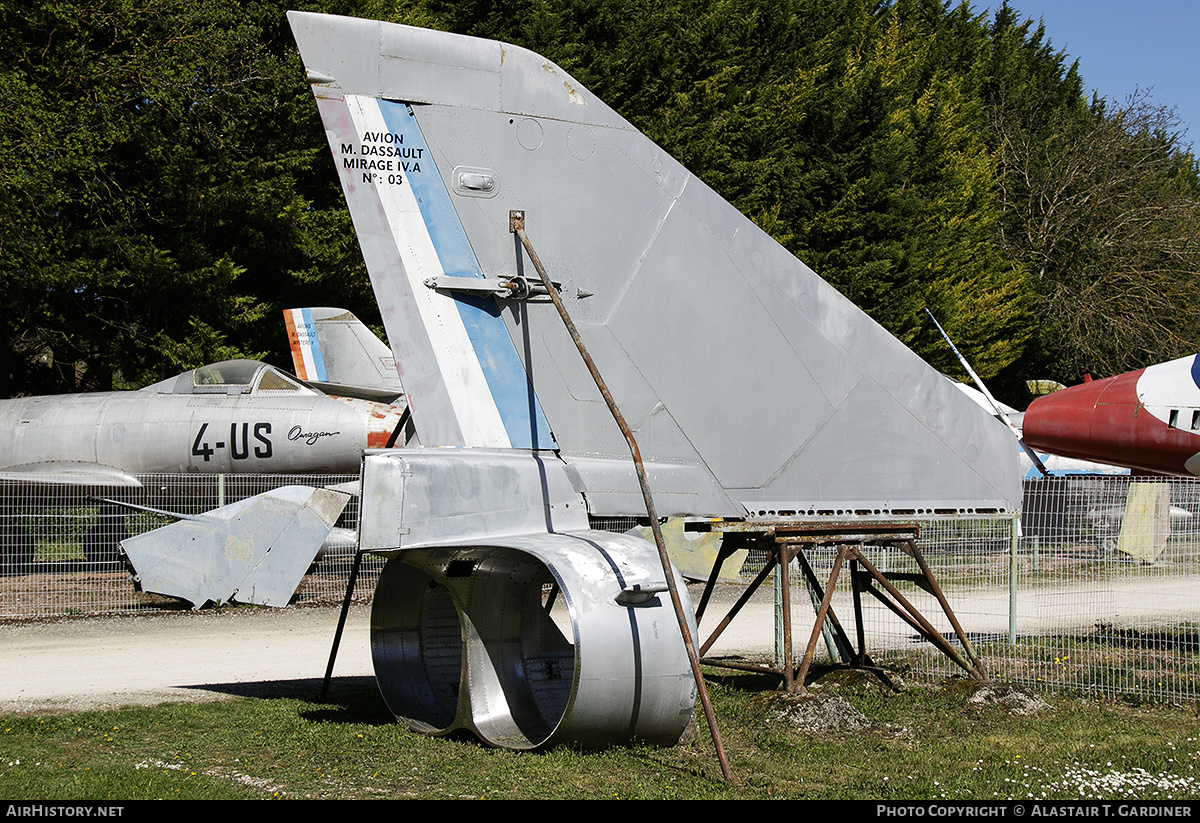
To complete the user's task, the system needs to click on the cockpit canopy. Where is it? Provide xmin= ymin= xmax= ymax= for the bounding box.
xmin=144 ymin=360 xmax=315 ymax=395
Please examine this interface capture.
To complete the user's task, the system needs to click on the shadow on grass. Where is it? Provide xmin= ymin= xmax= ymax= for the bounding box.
xmin=704 ymin=661 xmax=906 ymax=694
xmin=177 ymin=675 xmax=394 ymax=724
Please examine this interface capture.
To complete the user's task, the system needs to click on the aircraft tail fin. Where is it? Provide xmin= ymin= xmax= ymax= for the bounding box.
xmin=283 ymin=307 xmax=405 ymax=403
xmin=289 ymin=11 xmax=1021 ymax=516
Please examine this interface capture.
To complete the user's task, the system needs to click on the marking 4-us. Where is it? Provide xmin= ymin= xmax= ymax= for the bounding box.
xmin=191 ymin=423 xmax=273 ymax=461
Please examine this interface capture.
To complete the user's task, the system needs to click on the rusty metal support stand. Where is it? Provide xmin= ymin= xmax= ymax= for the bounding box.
xmin=797 ymin=550 xmax=855 ymax=665
xmin=695 ymin=539 xmax=745 ymax=623
xmin=510 ymin=211 xmax=732 ymax=781
xmin=903 ymin=539 xmax=985 ymax=673
xmin=699 ymin=561 xmax=775 ymax=656
xmin=696 ymin=522 xmax=986 ymax=690
xmin=322 ymin=547 xmax=366 ymax=702
xmin=849 ymin=554 xmax=866 ymax=664
xmin=851 ymin=548 xmax=986 ymax=680
xmin=794 ymin=545 xmax=846 ymax=688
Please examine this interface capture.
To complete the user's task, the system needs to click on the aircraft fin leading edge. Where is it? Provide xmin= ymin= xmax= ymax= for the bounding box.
xmin=305 ymin=90 xmax=556 ymax=450
xmin=291 ymin=12 xmax=1022 ymax=518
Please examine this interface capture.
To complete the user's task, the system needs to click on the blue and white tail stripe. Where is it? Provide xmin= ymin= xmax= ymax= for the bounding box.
xmin=335 ymin=95 xmax=556 ymax=450
xmin=284 ymin=307 xmax=329 ymax=383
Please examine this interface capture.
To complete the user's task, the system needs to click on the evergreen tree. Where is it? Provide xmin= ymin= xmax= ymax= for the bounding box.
xmin=0 ymin=0 xmax=374 ymax=395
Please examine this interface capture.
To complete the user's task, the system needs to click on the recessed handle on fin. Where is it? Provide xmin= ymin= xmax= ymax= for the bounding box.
xmin=452 ymin=166 xmax=500 ymax=198
xmin=457 ymin=171 xmax=494 ymax=191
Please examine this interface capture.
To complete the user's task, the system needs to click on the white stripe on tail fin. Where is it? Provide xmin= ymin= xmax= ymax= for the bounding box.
xmin=310 ymin=93 xmax=556 ymax=450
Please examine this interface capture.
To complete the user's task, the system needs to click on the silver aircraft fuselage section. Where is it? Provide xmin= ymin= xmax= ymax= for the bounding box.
xmin=359 ymin=447 xmax=698 ymax=749
xmin=0 ymin=359 xmax=406 ymax=484
xmin=289 ymin=12 xmax=1022 ymax=752
xmin=288 ymin=11 xmax=1022 ymax=519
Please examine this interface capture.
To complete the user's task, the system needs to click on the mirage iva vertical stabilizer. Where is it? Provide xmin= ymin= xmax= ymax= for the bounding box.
xmin=289 ymin=11 xmax=1020 ymax=519
xmin=288 ymin=11 xmax=1020 ymax=751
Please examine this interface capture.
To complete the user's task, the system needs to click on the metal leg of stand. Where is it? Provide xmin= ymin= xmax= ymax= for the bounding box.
xmin=795 ymin=545 xmax=848 ymax=690
xmin=321 ymin=549 xmax=365 ymax=702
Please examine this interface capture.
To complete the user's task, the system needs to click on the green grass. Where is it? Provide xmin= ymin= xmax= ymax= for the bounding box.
xmin=3 ymin=671 xmax=1200 ymax=800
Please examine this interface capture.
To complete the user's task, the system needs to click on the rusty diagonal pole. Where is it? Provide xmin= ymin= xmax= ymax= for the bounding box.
xmin=510 ymin=210 xmax=732 ymax=781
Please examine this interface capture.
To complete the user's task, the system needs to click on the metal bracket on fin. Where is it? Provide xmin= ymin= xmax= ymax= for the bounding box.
xmin=423 ymin=274 xmax=560 ymax=301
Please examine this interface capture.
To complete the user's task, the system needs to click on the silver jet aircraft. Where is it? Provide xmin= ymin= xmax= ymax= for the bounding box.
xmin=0 ymin=310 xmax=413 ymax=606
xmin=0 ymin=358 xmax=407 ymax=487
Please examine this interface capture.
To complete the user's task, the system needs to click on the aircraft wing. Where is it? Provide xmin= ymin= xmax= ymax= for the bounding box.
xmin=0 ymin=462 xmax=142 ymax=488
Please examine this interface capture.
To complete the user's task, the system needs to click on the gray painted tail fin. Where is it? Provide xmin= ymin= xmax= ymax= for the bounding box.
xmin=283 ymin=307 xmax=405 ymax=403
xmin=289 ymin=11 xmax=1021 ymax=519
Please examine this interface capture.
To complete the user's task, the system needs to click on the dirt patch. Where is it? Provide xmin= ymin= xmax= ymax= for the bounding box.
xmin=807 ymin=665 xmax=908 ymax=692
xmin=966 ymin=682 xmax=1053 ymax=715
xmin=759 ymin=692 xmax=872 ymax=735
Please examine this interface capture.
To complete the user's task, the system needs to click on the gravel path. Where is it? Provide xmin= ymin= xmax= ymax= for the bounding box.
xmin=0 ymin=603 xmax=376 ymax=715
xmin=0 ymin=583 xmax=779 ymax=716
xmin=9 ymin=574 xmax=1187 ymax=717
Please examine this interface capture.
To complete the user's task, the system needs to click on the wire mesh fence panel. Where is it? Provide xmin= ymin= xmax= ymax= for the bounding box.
xmin=7 ymin=472 xmax=1200 ymax=703
xmin=0 ymin=473 xmax=371 ymax=618
xmin=989 ymin=475 xmax=1200 ymax=703
xmin=725 ymin=476 xmax=1200 ymax=704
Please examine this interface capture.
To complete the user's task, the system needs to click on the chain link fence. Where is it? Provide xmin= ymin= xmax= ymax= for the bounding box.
xmin=777 ymin=476 xmax=1200 ymax=703
xmin=5 ymin=473 xmax=1200 ymax=703
xmin=0 ymin=473 xmax=375 ymax=618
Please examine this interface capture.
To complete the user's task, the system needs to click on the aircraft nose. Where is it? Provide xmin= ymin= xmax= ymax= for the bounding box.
xmin=1022 ymin=371 xmax=1142 ymax=465
xmin=1022 ymin=368 xmax=1196 ymax=474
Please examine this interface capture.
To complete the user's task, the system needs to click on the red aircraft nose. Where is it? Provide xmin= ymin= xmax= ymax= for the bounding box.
xmin=1023 ymin=368 xmax=1200 ymax=475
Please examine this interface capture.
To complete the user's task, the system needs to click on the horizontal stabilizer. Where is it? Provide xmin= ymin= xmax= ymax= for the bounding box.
xmin=120 ymin=485 xmax=350 ymax=608
xmin=302 ymin=380 xmax=404 ymax=405
xmin=95 ymin=496 xmax=219 ymax=524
